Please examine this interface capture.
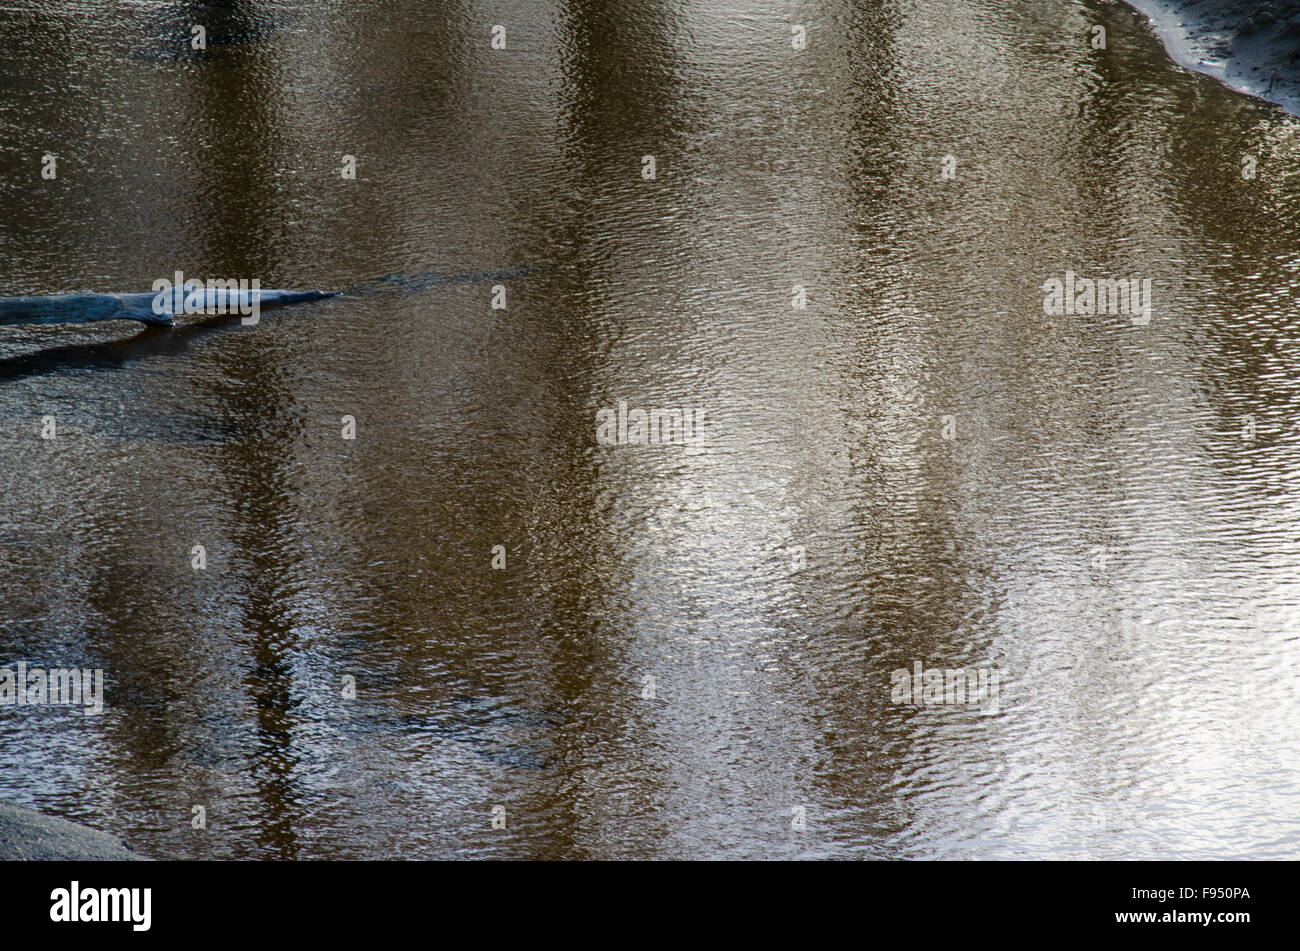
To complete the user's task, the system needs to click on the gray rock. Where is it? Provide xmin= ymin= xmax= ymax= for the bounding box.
xmin=0 ymin=801 xmax=150 ymax=860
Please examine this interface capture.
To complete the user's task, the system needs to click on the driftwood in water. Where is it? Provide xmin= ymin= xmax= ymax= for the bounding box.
xmin=0 ymin=265 xmax=544 ymax=328
xmin=0 ymin=288 xmax=338 ymax=328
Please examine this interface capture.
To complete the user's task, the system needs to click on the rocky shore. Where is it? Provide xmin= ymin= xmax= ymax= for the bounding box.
xmin=0 ymin=801 xmax=149 ymax=861
xmin=1121 ymin=0 xmax=1300 ymax=114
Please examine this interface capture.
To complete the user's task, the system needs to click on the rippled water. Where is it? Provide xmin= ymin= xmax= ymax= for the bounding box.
xmin=1 ymin=0 xmax=1299 ymax=859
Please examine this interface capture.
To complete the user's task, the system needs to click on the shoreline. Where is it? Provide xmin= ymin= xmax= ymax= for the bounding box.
xmin=0 ymin=801 xmax=150 ymax=861
xmin=1118 ymin=0 xmax=1300 ymax=116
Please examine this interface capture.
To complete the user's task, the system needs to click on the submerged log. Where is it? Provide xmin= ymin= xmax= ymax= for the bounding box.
xmin=0 ymin=288 xmax=339 ymax=328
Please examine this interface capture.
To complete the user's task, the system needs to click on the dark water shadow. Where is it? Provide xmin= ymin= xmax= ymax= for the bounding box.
xmin=0 ymin=314 xmax=241 ymax=383
xmin=131 ymin=0 xmax=280 ymax=63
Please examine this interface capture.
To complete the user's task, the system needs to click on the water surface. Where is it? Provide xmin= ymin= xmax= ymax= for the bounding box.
xmin=1 ymin=0 xmax=1298 ymax=859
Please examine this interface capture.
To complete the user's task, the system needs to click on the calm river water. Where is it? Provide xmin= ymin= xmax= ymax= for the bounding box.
xmin=1 ymin=0 xmax=1298 ymax=859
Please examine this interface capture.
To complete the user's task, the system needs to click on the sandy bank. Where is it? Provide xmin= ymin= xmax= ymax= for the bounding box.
xmin=1119 ymin=0 xmax=1300 ymax=114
